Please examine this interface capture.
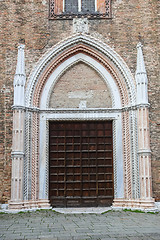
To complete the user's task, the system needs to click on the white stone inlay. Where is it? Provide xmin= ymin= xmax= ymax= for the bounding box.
xmin=73 ymin=18 xmax=89 ymax=34
xmin=68 ymin=90 xmax=93 ymax=99
xmin=79 ymin=100 xmax=87 ymax=109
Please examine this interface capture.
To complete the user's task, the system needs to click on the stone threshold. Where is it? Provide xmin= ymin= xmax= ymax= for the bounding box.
xmin=52 ymin=207 xmax=112 ymax=214
xmin=1 ymin=203 xmax=160 ymax=214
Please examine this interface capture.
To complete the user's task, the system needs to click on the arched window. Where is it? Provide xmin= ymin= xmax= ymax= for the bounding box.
xmin=49 ymin=0 xmax=111 ymax=19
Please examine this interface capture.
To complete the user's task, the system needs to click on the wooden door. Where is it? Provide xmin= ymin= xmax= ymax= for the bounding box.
xmin=49 ymin=121 xmax=114 ymax=207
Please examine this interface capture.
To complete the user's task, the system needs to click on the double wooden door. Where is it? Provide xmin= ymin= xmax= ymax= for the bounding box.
xmin=49 ymin=121 xmax=114 ymax=207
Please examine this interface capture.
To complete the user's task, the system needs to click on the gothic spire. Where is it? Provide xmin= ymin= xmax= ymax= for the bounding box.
xmin=14 ymin=44 xmax=26 ymax=106
xmin=135 ymin=42 xmax=148 ymax=104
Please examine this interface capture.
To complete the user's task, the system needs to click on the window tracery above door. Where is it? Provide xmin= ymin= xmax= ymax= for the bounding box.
xmin=49 ymin=0 xmax=111 ymax=19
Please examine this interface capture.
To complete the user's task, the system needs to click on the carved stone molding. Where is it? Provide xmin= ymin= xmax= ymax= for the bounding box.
xmin=25 ymin=35 xmax=138 ymax=208
xmin=38 ymin=111 xmax=124 ymax=200
xmin=25 ymin=34 xmax=136 ymax=108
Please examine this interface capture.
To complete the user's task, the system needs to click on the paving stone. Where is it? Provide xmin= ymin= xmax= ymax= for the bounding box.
xmin=0 ymin=211 xmax=160 ymax=240
xmin=39 ymin=238 xmax=58 ymax=240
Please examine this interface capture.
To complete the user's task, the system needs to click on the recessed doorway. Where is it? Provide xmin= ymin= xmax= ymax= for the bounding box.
xmin=49 ymin=121 xmax=114 ymax=207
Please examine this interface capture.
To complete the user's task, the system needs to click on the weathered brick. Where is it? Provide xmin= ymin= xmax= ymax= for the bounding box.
xmin=0 ymin=0 xmax=159 ymax=203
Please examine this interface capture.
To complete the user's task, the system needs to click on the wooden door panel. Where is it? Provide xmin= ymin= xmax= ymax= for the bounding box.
xmin=49 ymin=121 xmax=113 ymax=207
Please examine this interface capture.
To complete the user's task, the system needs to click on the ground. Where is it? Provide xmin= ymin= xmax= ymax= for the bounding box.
xmin=0 ymin=209 xmax=160 ymax=240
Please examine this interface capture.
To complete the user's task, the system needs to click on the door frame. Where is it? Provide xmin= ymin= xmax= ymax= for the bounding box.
xmin=23 ymin=35 xmax=140 ymax=209
xmin=39 ymin=110 xmax=124 ymax=203
xmin=38 ymin=53 xmax=125 ymax=202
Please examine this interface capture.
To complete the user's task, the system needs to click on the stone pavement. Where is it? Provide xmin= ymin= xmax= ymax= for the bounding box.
xmin=0 ymin=209 xmax=160 ymax=240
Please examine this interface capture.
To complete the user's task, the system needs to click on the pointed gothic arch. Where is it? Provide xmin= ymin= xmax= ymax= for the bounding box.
xmin=26 ymin=34 xmax=136 ymax=107
xmin=9 ymin=35 xmax=155 ymax=210
xmin=24 ymin=35 xmax=137 ymax=206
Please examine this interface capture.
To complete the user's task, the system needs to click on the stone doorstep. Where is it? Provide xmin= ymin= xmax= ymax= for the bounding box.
xmin=1 ymin=203 xmax=160 ymax=214
xmin=112 ymin=206 xmax=159 ymax=213
xmin=0 ymin=206 xmax=112 ymax=214
xmin=52 ymin=207 xmax=112 ymax=214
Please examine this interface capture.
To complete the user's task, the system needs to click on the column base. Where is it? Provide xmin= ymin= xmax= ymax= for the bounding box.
xmin=8 ymin=199 xmax=51 ymax=211
xmin=112 ymin=198 xmax=155 ymax=210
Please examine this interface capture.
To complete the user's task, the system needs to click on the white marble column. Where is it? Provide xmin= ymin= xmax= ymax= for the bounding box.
xmin=9 ymin=45 xmax=26 ymax=209
xmin=113 ymin=43 xmax=155 ymax=210
xmin=136 ymin=42 xmax=155 ymax=208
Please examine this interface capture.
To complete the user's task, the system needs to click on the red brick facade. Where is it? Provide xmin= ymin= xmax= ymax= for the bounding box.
xmin=0 ymin=0 xmax=159 ymax=203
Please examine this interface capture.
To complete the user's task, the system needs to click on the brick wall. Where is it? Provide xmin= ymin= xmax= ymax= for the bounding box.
xmin=49 ymin=62 xmax=112 ymax=109
xmin=0 ymin=0 xmax=159 ymax=202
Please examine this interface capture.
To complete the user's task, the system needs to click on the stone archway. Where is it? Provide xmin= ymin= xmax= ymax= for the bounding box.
xmin=9 ymin=35 xmax=155 ymax=210
xmin=38 ymin=53 xmax=124 ymax=204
